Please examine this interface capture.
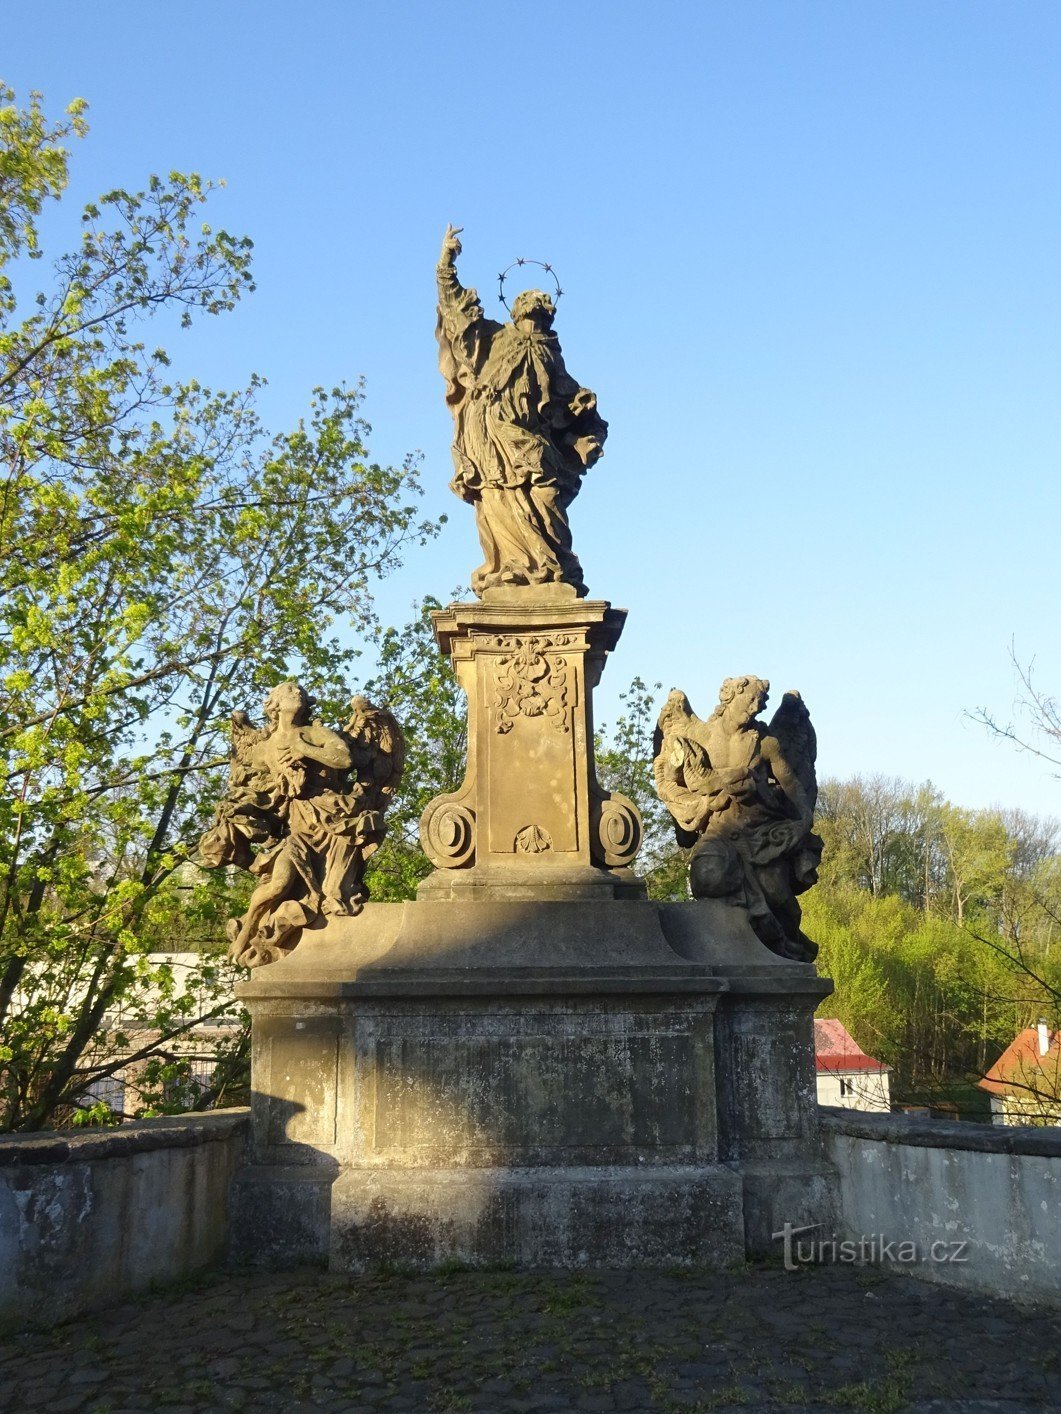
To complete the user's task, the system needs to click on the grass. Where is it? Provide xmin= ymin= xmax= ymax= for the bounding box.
xmin=824 ymin=1378 xmax=911 ymax=1413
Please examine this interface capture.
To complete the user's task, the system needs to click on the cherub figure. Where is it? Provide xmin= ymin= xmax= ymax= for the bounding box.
xmin=199 ymin=681 xmax=404 ymax=967
xmin=653 ymin=676 xmax=822 ymax=962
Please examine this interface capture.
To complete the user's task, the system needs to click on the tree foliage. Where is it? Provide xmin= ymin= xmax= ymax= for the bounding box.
xmin=361 ymin=595 xmax=469 ymax=901
xmin=595 ymin=676 xmax=688 ymax=900
xmin=0 ymin=87 xmax=438 ymax=1131
xmin=809 ymin=777 xmax=1060 ymax=1107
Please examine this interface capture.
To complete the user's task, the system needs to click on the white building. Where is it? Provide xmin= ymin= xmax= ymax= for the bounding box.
xmin=77 ymin=953 xmax=243 ymax=1120
xmin=814 ymin=1018 xmax=891 ymax=1112
xmin=979 ymin=1021 xmax=1061 ymax=1127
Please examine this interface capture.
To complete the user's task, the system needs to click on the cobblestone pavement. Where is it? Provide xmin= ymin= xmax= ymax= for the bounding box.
xmin=1 ymin=1263 xmax=1058 ymax=1413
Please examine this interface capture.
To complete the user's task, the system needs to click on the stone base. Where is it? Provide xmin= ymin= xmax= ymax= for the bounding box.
xmin=329 ymin=1164 xmax=744 ymax=1271
xmin=739 ymin=1159 xmax=842 ymax=1258
xmin=233 ymin=899 xmax=836 ymax=1271
xmin=417 ymin=863 xmax=646 ymax=903
xmin=229 ymin=1163 xmax=337 ymax=1267
xmin=417 ymin=600 xmax=644 ymax=893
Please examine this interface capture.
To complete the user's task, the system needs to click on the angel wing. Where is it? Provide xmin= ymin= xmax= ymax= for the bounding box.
xmin=230 ymin=709 xmax=266 ymax=763
xmin=224 ymin=709 xmax=272 ymax=795
xmin=345 ymin=697 xmax=406 ymax=801
xmin=199 ymin=709 xmax=270 ymax=872
xmin=767 ymin=690 xmax=817 ymax=811
xmin=652 ymin=689 xmax=713 ymax=847
xmin=652 ymin=688 xmax=699 ymax=763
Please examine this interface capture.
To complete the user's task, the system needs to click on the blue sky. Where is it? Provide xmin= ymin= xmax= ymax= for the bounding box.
xmin=7 ymin=1 xmax=1060 ymax=816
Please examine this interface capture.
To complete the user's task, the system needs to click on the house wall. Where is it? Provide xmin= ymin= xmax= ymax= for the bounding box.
xmin=0 ymin=1109 xmax=249 ymax=1332
xmin=821 ymin=1106 xmax=1061 ymax=1305
xmin=816 ymin=1070 xmax=891 ymax=1113
xmin=989 ymin=1094 xmax=1061 ymax=1128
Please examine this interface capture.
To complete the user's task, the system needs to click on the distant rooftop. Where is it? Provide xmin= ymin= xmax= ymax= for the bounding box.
xmin=979 ymin=1026 xmax=1061 ymax=1100
xmin=814 ymin=1018 xmax=889 ymax=1074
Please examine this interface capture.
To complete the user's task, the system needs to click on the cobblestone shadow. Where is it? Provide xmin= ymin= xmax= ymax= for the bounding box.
xmin=0 ymin=1262 xmax=1057 ymax=1412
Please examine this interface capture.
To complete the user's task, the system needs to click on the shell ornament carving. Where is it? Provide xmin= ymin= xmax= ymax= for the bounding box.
xmin=515 ymin=824 xmax=553 ymax=854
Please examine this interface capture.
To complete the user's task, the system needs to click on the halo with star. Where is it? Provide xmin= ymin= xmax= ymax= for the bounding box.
xmin=497 ymin=257 xmax=564 ymax=313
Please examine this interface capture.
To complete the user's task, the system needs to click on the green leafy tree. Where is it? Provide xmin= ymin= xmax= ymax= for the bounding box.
xmin=805 ymin=885 xmax=1021 ymax=1102
xmin=0 ymin=87 xmax=438 ymax=1131
xmin=935 ymin=804 xmax=1013 ymax=928
xmin=361 ymin=595 xmax=469 ymax=900
xmin=595 ymin=676 xmax=686 ymax=900
xmin=816 ymin=775 xmax=943 ymax=905
xmin=995 ymin=808 xmax=1060 ymax=945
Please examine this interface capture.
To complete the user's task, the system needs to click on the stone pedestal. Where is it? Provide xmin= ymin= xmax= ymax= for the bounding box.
xmin=232 ymin=898 xmax=835 ymax=1269
xmin=418 ymin=598 xmax=642 ymax=901
xmin=231 ymin=596 xmax=838 ymax=1269
xmin=660 ymin=905 xmax=840 ymax=1254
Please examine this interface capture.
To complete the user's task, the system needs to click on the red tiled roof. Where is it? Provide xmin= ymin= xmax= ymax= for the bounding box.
xmin=979 ymin=1027 xmax=1061 ymax=1099
xmin=814 ymin=1018 xmax=889 ymax=1074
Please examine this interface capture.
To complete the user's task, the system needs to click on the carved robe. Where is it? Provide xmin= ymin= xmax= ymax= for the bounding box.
xmin=436 ymin=263 xmax=607 ymax=596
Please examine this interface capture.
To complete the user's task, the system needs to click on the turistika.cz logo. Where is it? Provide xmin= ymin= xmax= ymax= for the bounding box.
xmin=772 ymin=1223 xmax=970 ymax=1272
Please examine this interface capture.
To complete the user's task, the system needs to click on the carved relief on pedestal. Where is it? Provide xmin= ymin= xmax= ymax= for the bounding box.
xmin=491 ymin=635 xmax=572 ymax=735
xmin=417 ymin=600 xmax=643 ymax=891
xmin=515 ymin=824 xmax=553 ymax=854
xmin=420 ymin=796 xmax=476 ymax=868
xmin=591 ymin=790 xmax=643 ymax=869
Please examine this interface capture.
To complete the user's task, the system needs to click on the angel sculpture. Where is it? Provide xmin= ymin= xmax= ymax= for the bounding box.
xmin=199 ymin=681 xmax=405 ymax=968
xmin=653 ymin=676 xmax=822 ymax=962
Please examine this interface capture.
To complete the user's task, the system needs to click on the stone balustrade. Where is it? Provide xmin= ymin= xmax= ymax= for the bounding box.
xmin=821 ymin=1105 xmax=1061 ymax=1305
xmin=0 ymin=1109 xmax=249 ymax=1331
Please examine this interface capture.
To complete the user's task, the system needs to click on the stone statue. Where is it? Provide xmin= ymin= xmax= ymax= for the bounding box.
xmin=435 ymin=224 xmax=608 ymax=597
xmin=653 ymin=677 xmax=822 ymax=962
xmin=199 ymin=682 xmax=405 ymax=967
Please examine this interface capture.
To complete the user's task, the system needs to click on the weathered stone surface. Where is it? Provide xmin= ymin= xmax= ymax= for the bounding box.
xmin=249 ymin=992 xmax=724 ymax=1169
xmin=0 ymin=1110 xmax=248 ymax=1332
xmin=330 ymin=1165 xmax=744 ymax=1271
xmin=251 ymin=898 xmax=746 ymax=985
xmin=822 ymin=1106 xmax=1061 ymax=1305
xmin=228 ymin=1162 xmax=337 ymax=1268
xmin=418 ymin=600 xmax=643 ymax=900
xmin=234 ymin=897 xmax=835 ymax=1269
xmin=821 ymin=1104 xmax=1061 ymax=1156
xmin=199 ymin=681 xmax=404 ymax=967
xmin=712 ymin=979 xmax=839 ymax=1255
xmin=435 ymin=225 xmax=606 ymax=598
xmin=654 ymin=677 xmax=822 ymax=962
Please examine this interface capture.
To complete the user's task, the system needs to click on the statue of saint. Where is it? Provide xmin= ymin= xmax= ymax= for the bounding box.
xmin=435 ymin=225 xmax=607 ymax=597
xmin=199 ymin=681 xmax=404 ymax=967
xmin=653 ymin=677 xmax=823 ymax=962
